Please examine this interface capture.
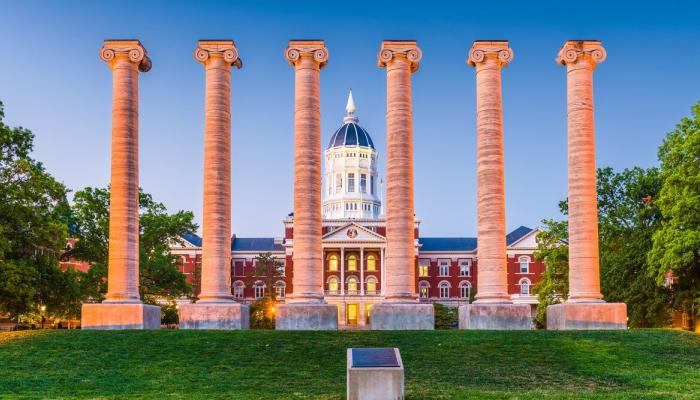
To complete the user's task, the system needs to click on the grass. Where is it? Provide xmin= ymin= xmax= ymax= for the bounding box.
xmin=0 ymin=329 xmax=698 ymax=399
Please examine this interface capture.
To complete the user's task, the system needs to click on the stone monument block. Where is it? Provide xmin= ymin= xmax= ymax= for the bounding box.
xmin=370 ymin=303 xmax=434 ymax=330
xmin=547 ymin=302 xmax=627 ymax=330
xmin=459 ymin=303 xmax=532 ymax=330
xmin=347 ymin=348 xmax=404 ymax=400
xmin=275 ymin=303 xmax=338 ymax=330
xmin=179 ymin=302 xmax=249 ymax=330
xmin=81 ymin=303 xmax=160 ymax=330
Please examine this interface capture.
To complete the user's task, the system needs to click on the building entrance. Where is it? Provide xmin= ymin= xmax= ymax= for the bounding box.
xmin=346 ymin=303 xmax=359 ymax=325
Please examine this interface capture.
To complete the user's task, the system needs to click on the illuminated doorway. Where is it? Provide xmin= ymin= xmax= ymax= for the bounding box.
xmin=346 ymin=303 xmax=359 ymax=325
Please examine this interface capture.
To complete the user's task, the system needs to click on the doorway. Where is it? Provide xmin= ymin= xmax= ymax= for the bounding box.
xmin=346 ymin=303 xmax=359 ymax=325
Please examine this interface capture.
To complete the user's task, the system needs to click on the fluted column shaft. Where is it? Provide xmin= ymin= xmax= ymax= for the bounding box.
xmin=468 ymin=41 xmax=513 ymax=303
xmin=286 ymin=41 xmax=328 ymax=302
xmin=100 ymin=41 xmax=151 ymax=303
xmin=377 ymin=41 xmax=422 ymax=301
xmin=195 ymin=41 xmax=242 ymax=302
xmin=558 ymin=41 xmax=606 ymax=302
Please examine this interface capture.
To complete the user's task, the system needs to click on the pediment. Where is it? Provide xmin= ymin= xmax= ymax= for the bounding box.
xmin=322 ymin=222 xmax=385 ymax=243
xmin=508 ymin=228 xmax=539 ymax=249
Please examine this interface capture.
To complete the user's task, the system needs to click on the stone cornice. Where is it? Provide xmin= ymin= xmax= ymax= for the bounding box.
xmin=556 ymin=40 xmax=606 ymax=68
xmin=285 ymin=40 xmax=328 ymax=69
xmin=99 ymin=39 xmax=151 ymax=72
xmin=194 ymin=40 xmax=242 ymax=69
xmin=467 ymin=40 xmax=513 ymax=68
xmin=377 ymin=40 xmax=422 ymax=72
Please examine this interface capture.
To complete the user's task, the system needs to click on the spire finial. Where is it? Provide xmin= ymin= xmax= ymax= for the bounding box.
xmin=343 ymin=89 xmax=358 ymax=123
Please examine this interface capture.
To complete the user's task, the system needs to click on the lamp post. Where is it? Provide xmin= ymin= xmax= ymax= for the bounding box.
xmin=40 ymin=305 xmax=46 ymax=329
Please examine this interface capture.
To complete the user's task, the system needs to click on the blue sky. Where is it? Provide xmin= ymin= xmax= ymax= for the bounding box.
xmin=1 ymin=1 xmax=699 ymax=237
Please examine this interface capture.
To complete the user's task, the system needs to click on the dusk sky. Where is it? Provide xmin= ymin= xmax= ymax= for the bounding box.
xmin=1 ymin=0 xmax=699 ymax=237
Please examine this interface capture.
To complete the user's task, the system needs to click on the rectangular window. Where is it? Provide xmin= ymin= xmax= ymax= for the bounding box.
xmin=336 ymin=174 xmax=342 ymax=193
xmin=371 ymin=176 xmax=375 ymax=195
xmin=348 ymin=173 xmax=355 ymax=193
xmin=327 ymin=175 xmax=332 ymax=195
xmin=360 ymin=174 xmax=367 ymax=193
xmin=439 ymin=261 xmax=449 ymax=277
xmin=418 ymin=260 xmax=430 ymax=277
xmin=459 ymin=261 xmax=471 ymax=277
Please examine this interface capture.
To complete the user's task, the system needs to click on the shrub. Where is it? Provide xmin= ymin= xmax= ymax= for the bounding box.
xmin=434 ymin=303 xmax=458 ymax=329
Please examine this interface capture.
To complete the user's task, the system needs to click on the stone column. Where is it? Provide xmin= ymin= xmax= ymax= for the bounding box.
xmin=179 ymin=40 xmax=249 ymax=329
xmin=547 ymin=40 xmax=627 ymax=330
xmin=82 ymin=40 xmax=160 ymax=329
xmin=276 ymin=40 xmax=337 ymax=330
xmin=459 ymin=41 xmax=531 ymax=330
xmin=371 ymin=41 xmax=433 ymax=330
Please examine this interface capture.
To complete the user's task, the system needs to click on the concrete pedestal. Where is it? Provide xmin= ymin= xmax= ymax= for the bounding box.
xmin=547 ymin=302 xmax=627 ymax=330
xmin=276 ymin=303 xmax=338 ymax=330
xmin=459 ymin=303 xmax=532 ymax=330
xmin=347 ymin=348 xmax=404 ymax=400
xmin=81 ymin=303 xmax=161 ymax=330
xmin=370 ymin=303 xmax=434 ymax=330
xmin=179 ymin=302 xmax=249 ymax=330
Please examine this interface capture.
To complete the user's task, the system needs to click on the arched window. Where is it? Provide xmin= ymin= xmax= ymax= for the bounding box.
xmin=366 ymin=276 xmax=377 ymax=294
xmin=419 ymin=281 xmax=430 ymax=299
xmin=347 ymin=276 xmax=358 ymax=294
xmin=459 ymin=281 xmax=472 ymax=299
xmin=519 ymin=278 xmax=531 ymax=295
xmin=328 ymin=276 xmax=339 ymax=294
xmin=347 ymin=255 xmax=357 ymax=271
xmin=254 ymin=281 xmax=265 ymax=299
xmin=275 ymin=281 xmax=286 ymax=298
xmin=366 ymin=254 xmax=376 ymax=271
xmin=519 ymin=256 xmax=530 ymax=274
xmin=439 ymin=281 xmax=451 ymax=299
xmin=328 ymin=254 xmax=339 ymax=271
xmin=233 ymin=281 xmax=245 ymax=299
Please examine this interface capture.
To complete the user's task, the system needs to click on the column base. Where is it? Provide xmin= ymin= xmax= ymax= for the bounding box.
xmin=179 ymin=302 xmax=249 ymax=330
xmin=370 ymin=303 xmax=434 ymax=330
xmin=547 ymin=302 xmax=627 ymax=330
xmin=81 ymin=302 xmax=161 ymax=330
xmin=458 ymin=303 xmax=532 ymax=330
xmin=275 ymin=303 xmax=338 ymax=330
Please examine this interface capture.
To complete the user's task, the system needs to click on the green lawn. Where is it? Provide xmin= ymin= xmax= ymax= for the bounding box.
xmin=0 ymin=329 xmax=698 ymax=399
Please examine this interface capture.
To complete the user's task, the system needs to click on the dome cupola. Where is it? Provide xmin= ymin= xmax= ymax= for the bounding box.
xmin=323 ymin=91 xmax=382 ymax=220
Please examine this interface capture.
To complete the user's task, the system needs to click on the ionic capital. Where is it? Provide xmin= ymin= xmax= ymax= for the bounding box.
xmin=285 ymin=40 xmax=328 ymax=69
xmin=556 ymin=40 xmax=606 ymax=68
xmin=467 ymin=40 xmax=513 ymax=68
xmin=377 ymin=40 xmax=422 ymax=72
xmin=194 ymin=40 xmax=242 ymax=69
xmin=99 ymin=39 xmax=152 ymax=72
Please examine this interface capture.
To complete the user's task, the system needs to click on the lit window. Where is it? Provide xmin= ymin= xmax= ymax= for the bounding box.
xmin=439 ymin=261 xmax=449 ymax=277
xmin=328 ymin=254 xmax=339 ymax=271
xmin=361 ymin=174 xmax=367 ymax=193
xmin=348 ymin=173 xmax=355 ymax=193
xmin=459 ymin=282 xmax=471 ymax=299
xmin=439 ymin=282 xmax=450 ymax=299
xmin=366 ymin=254 xmax=376 ymax=271
xmin=459 ymin=261 xmax=471 ymax=277
xmin=328 ymin=277 xmax=339 ymax=294
xmin=519 ymin=278 xmax=531 ymax=295
xmin=419 ymin=260 xmax=430 ymax=277
xmin=347 ymin=277 xmax=358 ymax=294
xmin=366 ymin=277 xmax=377 ymax=294
xmin=419 ymin=281 xmax=430 ymax=298
xmin=347 ymin=255 xmax=357 ymax=271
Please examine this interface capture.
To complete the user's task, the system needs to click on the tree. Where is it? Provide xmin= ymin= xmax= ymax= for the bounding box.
xmin=0 ymin=101 xmax=74 ymax=322
xmin=532 ymin=219 xmax=569 ymax=329
xmin=248 ymin=252 xmax=285 ymax=301
xmin=648 ymin=101 xmax=700 ymax=324
xmin=70 ymin=187 xmax=197 ymax=304
xmin=597 ymin=167 xmax=672 ymax=327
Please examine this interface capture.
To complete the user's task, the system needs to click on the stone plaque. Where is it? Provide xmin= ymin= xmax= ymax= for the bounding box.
xmin=351 ymin=348 xmax=400 ymax=368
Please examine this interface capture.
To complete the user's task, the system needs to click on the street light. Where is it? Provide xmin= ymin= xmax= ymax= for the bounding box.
xmin=39 ymin=305 xmax=46 ymax=329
